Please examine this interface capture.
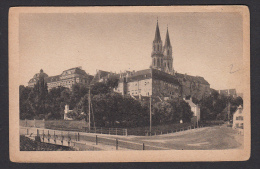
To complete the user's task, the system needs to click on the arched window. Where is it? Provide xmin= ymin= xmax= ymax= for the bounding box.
xmin=167 ymin=50 xmax=169 ymax=55
xmin=157 ymin=58 xmax=160 ymax=66
xmin=153 ymin=58 xmax=156 ymax=66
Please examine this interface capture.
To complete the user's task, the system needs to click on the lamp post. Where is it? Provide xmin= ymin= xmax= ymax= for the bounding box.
xmin=227 ymin=99 xmax=230 ymax=124
xmin=88 ymin=86 xmax=91 ymax=131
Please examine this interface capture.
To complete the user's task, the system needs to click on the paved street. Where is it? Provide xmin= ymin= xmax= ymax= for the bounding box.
xmin=120 ymin=125 xmax=244 ymax=150
xmin=20 ymin=124 xmax=243 ymax=150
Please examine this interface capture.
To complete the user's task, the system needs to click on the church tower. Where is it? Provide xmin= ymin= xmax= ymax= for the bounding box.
xmin=163 ymin=26 xmax=173 ymax=74
xmin=151 ymin=20 xmax=164 ymax=70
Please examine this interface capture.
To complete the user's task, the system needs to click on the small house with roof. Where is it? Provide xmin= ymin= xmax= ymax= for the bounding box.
xmin=184 ymin=97 xmax=200 ymax=122
xmin=232 ymin=105 xmax=244 ymax=130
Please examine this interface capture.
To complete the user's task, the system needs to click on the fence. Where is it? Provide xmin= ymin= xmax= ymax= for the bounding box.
xmin=85 ymin=127 xmax=128 ymax=136
xmin=20 ymin=128 xmax=168 ymax=150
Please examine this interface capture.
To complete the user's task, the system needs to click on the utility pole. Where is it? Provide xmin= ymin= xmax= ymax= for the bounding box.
xmin=150 ymin=95 xmax=152 ymax=136
xmin=227 ymin=100 xmax=230 ymax=124
xmin=88 ymin=86 xmax=91 ymax=131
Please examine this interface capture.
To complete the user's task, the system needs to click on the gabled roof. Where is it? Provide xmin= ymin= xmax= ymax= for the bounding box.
xmin=90 ymin=70 xmax=111 ymax=85
xmin=45 ymin=75 xmax=61 ymax=83
xmin=152 ymin=69 xmax=180 ymax=85
xmin=62 ymin=67 xmax=88 ymax=76
xmin=184 ymin=99 xmax=197 ymax=107
xmin=175 ymin=73 xmax=210 ymax=85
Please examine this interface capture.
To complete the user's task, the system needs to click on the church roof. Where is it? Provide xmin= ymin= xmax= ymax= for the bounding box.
xmin=164 ymin=27 xmax=171 ymax=47
xmin=151 ymin=69 xmax=180 ymax=85
xmin=90 ymin=70 xmax=111 ymax=85
xmin=175 ymin=73 xmax=210 ymax=85
xmin=45 ymin=75 xmax=60 ymax=83
xmin=153 ymin=21 xmax=162 ymax=43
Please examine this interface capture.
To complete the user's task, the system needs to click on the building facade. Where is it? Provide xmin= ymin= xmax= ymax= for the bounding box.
xmin=28 ymin=67 xmax=93 ymax=90
xmin=98 ymin=21 xmax=210 ymax=101
xmin=218 ymin=89 xmax=237 ymax=97
xmin=232 ymin=105 xmax=244 ymax=135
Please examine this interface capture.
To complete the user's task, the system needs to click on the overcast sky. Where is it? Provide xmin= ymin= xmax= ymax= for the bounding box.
xmin=19 ymin=12 xmax=243 ymax=93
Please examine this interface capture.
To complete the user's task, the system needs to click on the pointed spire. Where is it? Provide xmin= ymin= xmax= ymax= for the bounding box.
xmin=164 ymin=26 xmax=171 ymax=47
xmin=153 ymin=19 xmax=161 ymax=43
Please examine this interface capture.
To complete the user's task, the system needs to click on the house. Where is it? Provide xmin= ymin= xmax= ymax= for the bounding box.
xmin=64 ymin=105 xmax=73 ymax=120
xmin=232 ymin=105 xmax=244 ymax=130
xmin=184 ymin=97 xmax=200 ymax=122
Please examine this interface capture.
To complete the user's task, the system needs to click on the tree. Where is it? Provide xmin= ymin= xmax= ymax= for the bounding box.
xmin=45 ymin=86 xmax=70 ymax=119
xmin=19 ymin=85 xmax=33 ymax=119
xmin=153 ymin=101 xmax=173 ymax=124
xmin=70 ymin=83 xmax=89 ymax=109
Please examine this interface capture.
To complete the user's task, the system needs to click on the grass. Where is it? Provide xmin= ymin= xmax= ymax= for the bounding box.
xmin=44 ymin=120 xmax=88 ymax=132
xmin=127 ymin=122 xmax=194 ymax=136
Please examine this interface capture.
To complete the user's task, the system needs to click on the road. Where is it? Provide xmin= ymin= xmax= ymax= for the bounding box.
xmin=119 ymin=125 xmax=244 ymax=150
xmin=20 ymin=124 xmax=243 ymax=150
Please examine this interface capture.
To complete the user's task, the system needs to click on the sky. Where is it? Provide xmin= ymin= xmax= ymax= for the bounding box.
xmin=19 ymin=12 xmax=244 ymax=93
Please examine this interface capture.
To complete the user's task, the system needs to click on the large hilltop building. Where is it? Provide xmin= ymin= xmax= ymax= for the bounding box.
xmin=28 ymin=67 xmax=93 ymax=90
xmin=95 ymin=21 xmax=211 ymax=100
xmin=27 ymin=21 xmax=210 ymax=100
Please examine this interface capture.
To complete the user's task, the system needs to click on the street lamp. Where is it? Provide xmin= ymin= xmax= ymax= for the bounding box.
xmin=88 ymin=86 xmax=91 ymax=131
xmin=88 ymin=84 xmax=94 ymax=132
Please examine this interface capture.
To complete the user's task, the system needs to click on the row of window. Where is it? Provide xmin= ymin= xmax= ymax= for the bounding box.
xmin=127 ymin=89 xmax=150 ymax=96
xmin=236 ymin=116 xmax=243 ymax=120
xmin=47 ymin=78 xmax=87 ymax=87
xmin=154 ymin=80 xmax=178 ymax=89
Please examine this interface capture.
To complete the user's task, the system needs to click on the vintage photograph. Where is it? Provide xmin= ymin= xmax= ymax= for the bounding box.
xmin=9 ymin=6 xmax=250 ymax=162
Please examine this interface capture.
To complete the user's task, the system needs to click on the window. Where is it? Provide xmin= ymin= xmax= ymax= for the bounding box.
xmin=240 ymin=123 xmax=244 ymax=129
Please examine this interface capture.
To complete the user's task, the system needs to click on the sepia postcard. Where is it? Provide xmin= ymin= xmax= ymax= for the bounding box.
xmin=9 ymin=6 xmax=250 ymax=162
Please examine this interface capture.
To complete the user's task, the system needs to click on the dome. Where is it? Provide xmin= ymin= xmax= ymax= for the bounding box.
xmin=33 ymin=69 xmax=48 ymax=78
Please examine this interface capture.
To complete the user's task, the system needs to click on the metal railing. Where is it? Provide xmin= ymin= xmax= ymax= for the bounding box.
xmin=84 ymin=127 xmax=128 ymax=136
xmin=20 ymin=128 xmax=168 ymax=150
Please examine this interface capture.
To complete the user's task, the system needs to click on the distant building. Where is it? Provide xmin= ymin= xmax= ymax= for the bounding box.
xmin=184 ymin=98 xmax=200 ymax=121
xmin=232 ymin=105 xmax=244 ymax=134
xmin=28 ymin=67 xmax=93 ymax=90
xmin=64 ymin=105 xmax=73 ymax=120
xmin=237 ymin=93 xmax=243 ymax=98
xmin=218 ymin=89 xmax=237 ymax=97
